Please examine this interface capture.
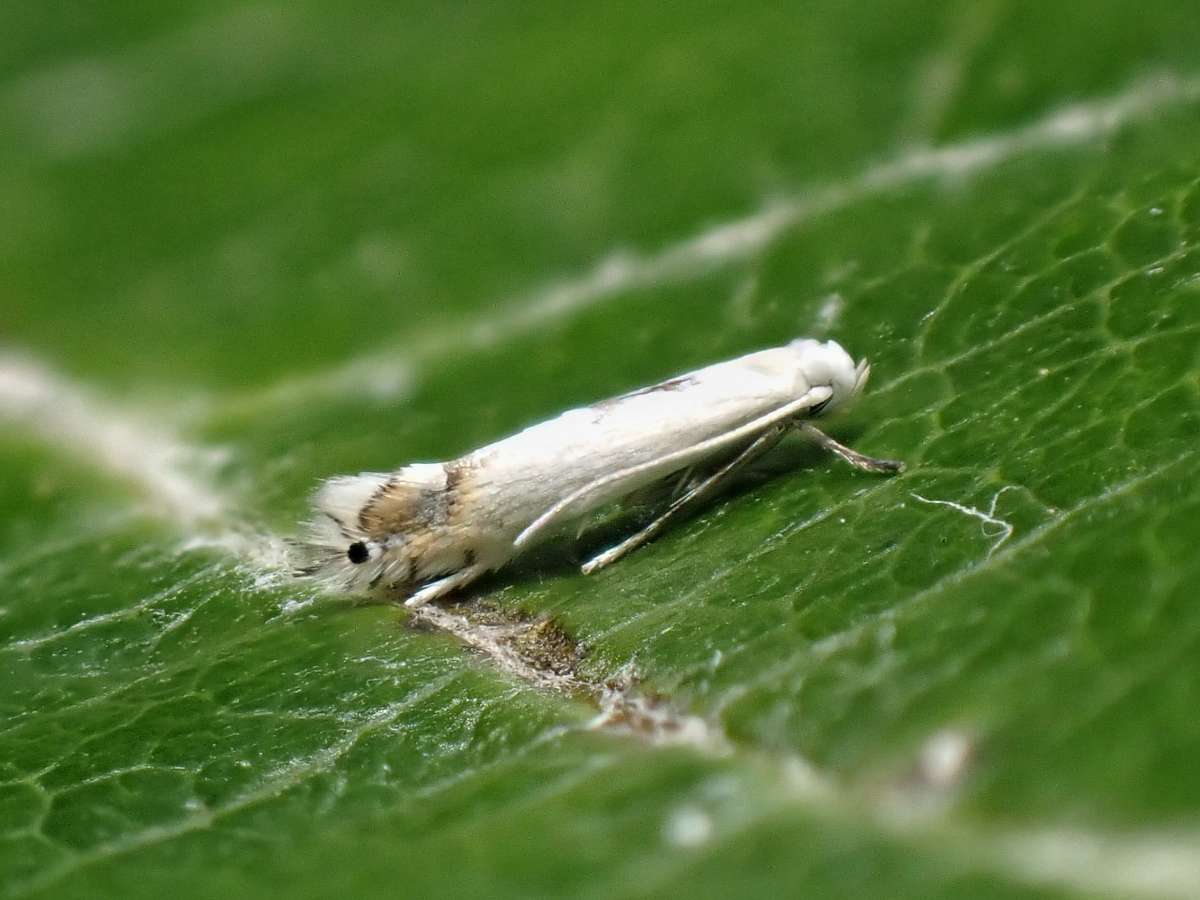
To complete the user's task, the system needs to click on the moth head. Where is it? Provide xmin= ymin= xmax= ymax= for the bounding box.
xmin=295 ymin=472 xmax=401 ymax=592
xmin=788 ymin=338 xmax=867 ymax=415
xmin=293 ymin=525 xmax=393 ymax=593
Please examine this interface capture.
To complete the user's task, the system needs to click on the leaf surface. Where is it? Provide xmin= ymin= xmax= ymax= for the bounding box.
xmin=3 ymin=3 xmax=1200 ymax=898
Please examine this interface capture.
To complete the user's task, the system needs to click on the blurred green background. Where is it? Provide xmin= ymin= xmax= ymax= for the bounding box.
xmin=3 ymin=2 xmax=1200 ymax=898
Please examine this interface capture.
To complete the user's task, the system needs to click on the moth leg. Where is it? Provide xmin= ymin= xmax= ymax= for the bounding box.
xmin=611 ymin=464 xmax=698 ymax=516
xmin=798 ymin=422 xmax=905 ymax=474
xmin=582 ymin=423 xmax=789 ymax=575
xmin=667 ymin=464 xmax=702 ymax=501
xmin=404 ymin=563 xmax=489 ymax=608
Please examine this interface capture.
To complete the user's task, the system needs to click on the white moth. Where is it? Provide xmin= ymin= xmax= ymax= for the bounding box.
xmin=299 ymin=338 xmax=902 ymax=606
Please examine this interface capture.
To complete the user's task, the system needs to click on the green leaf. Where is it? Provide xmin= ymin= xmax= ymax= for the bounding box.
xmin=4 ymin=3 xmax=1200 ymax=898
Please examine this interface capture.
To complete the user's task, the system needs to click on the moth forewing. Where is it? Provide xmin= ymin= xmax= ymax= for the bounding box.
xmin=299 ymin=338 xmax=903 ymax=605
xmin=510 ymin=383 xmax=834 ymax=551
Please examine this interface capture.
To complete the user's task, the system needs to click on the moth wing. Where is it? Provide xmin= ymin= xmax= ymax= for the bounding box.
xmin=512 ymin=385 xmax=833 ymax=551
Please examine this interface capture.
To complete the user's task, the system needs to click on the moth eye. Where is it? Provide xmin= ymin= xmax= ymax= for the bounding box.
xmin=810 ymin=397 xmax=832 ymax=416
xmin=347 ymin=542 xmax=370 ymax=564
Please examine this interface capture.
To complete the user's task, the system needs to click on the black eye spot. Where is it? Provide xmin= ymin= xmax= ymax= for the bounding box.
xmin=347 ymin=542 xmax=369 ymax=564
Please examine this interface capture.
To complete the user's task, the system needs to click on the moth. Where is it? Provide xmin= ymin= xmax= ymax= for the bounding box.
xmin=299 ymin=338 xmax=902 ymax=606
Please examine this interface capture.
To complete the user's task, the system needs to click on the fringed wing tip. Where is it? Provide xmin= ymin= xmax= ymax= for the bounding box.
xmin=853 ymin=359 xmax=871 ymax=399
